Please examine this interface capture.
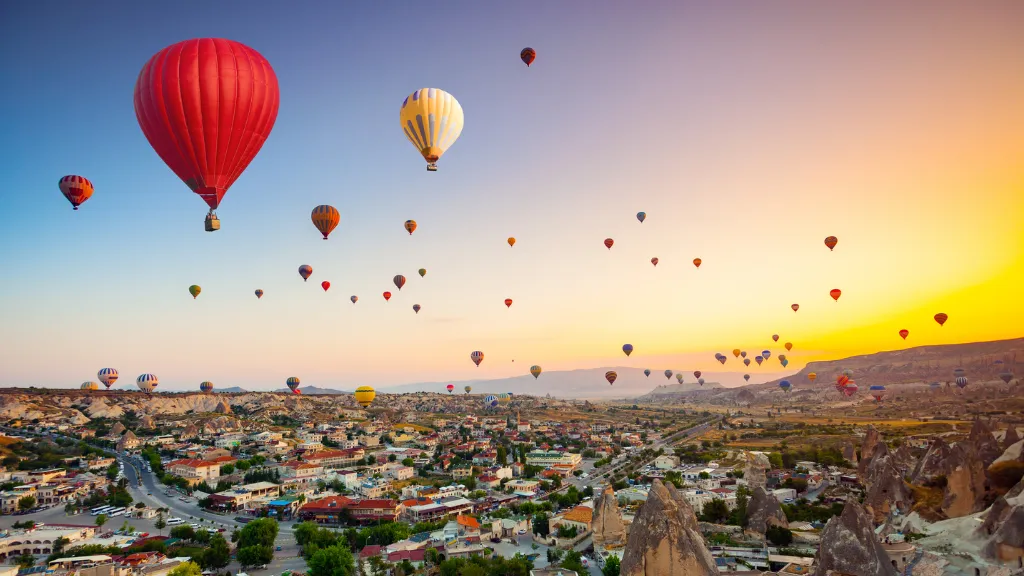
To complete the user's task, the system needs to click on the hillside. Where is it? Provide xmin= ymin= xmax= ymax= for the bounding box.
xmin=760 ymin=337 xmax=1023 ymax=389
xmin=634 ymin=380 xmax=724 ymax=401
xmin=274 ymin=386 xmax=352 ymax=395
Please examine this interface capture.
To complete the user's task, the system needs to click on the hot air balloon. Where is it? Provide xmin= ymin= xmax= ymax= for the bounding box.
xmin=498 ymin=392 xmax=510 ymax=405
xmin=651 ymin=258 xmax=659 ymax=267
xmin=508 ymin=237 xmax=516 ymax=247
xmin=136 ymin=373 xmax=158 ymax=393
xmin=869 ymin=385 xmax=886 ymax=402
xmin=732 ymin=349 xmax=741 ymax=358
xmin=417 ymin=269 xmax=427 ymax=279
xmin=772 ymin=334 xmax=780 ymax=343
xmin=791 ymin=304 xmax=800 ymax=312
xmin=294 ymin=389 xmax=302 ymax=395
xmin=779 ymin=380 xmax=792 ymax=393
xmin=781 ymin=359 xmax=789 ymax=368
xmin=59 ymin=175 xmax=94 ymax=210
xmin=311 ymin=205 xmax=340 ymax=240
xmin=762 ymin=350 xmax=771 ymax=360
xmin=464 ymin=385 xmax=472 ymax=394
xmin=286 ymin=377 xmax=300 ymax=392
xmin=98 ymin=368 xmax=119 ymax=389
xmin=836 ymin=375 xmax=850 ymax=388
xmin=830 ymin=289 xmax=842 ymax=302
xmin=520 ymin=47 xmax=536 ymax=67
xmin=383 ymin=292 xmax=391 ymax=301
xmin=622 ymin=344 xmax=633 ymax=357
xmin=698 ymin=378 xmax=705 ymax=386
xmin=350 ymin=295 xmax=358 ymax=304
xmin=808 ymin=373 xmax=817 ymax=382
xmin=778 ymin=355 xmax=787 ymax=362
xmin=743 ymin=358 xmax=751 ymax=367
xmin=471 ymin=351 xmax=484 ymax=367
xmin=824 ymin=236 xmax=838 ymax=251
xmin=784 ymin=342 xmax=793 ymax=351
xmin=636 ymin=212 xmax=646 ymax=223
xmin=955 ymin=376 xmax=968 ymax=389
xmin=200 ymin=381 xmax=214 ymax=393
xmin=400 ymin=88 xmax=464 ymax=171
xmin=694 ymin=371 xmax=702 ymax=379
xmin=413 ymin=304 xmax=421 ymax=314
xmin=676 ymin=373 xmax=685 ymax=384
xmin=135 ymin=39 xmax=280 ymax=231
xmin=743 ymin=374 xmax=750 ymax=382
xmin=999 ymin=372 xmax=1014 ymax=384
xmin=604 ymin=371 xmax=617 ymax=385
xmin=321 ymin=281 xmax=331 ymax=292
xmin=929 ymin=381 xmax=941 ymax=391
xmin=484 ymin=395 xmax=498 ymax=408
xmin=183 ymin=285 xmax=200 ymax=300
xmin=404 ymin=220 xmax=417 ymax=235
xmin=299 ymin=265 xmax=313 ymax=281
xmin=644 ymin=369 xmax=651 ymax=377
xmin=81 ymin=381 xmax=99 ymax=391
xmin=843 ymin=369 xmax=854 ymax=378
xmin=447 ymin=384 xmax=454 ymax=393
xmin=755 ymin=356 xmax=764 ymax=366
xmin=505 ymin=299 xmax=513 ymax=308
xmin=843 ymin=382 xmax=858 ymax=397
xmin=604 ymin=238 xmax=614 ymax=250
xmin=717 ymin=355 xmax=727 ymax=365
xmin=899 ymin=329 xmax=909 ymax=340
xmin=693 ymin=258 xmax=702 ymax=268
xmin=741 ymin=351 xmax=748 ymax=359
xmin=354 ymin=386 xmax=376 ymax=407
xmin=934 ymin=313 xmax=948 ymax=326
xmin=531 ymin=365 xmax=542 ymax=379
xmin=255 ymin=289 xmax=264 ymax=299
xmin=664 ymin=370 xmax=673 ymax=379
xmin=954 ymin=368 xmax=966 ymax=378
xmin=394 ymin=275 xmax=406 ymax=290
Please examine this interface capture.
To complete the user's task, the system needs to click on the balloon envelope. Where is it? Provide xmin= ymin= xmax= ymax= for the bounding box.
xmin=505 ymin=299 xmax=513 ymax=308
xmin=404 ymin=220 xmax=417 ymax=235
xmin=311 ymin=205 xmax=340 ymax=239
xmin=400 ymin=88 xmax=464 ymax=171
xmin=200 ymin=381 xmax=214 ymax=393
xmin=508 ymin=237 xmax=516 ymax=247
xmin=830 ymin=289 xmax=842 ymax=301
xmin=664 ymin=370 xmax=673 ymax=379
xmin=899 ymin=329 xmax=909 ymax=340
xmin=383 ymin=292 xmax=391 ymax=301
xmin=693 ymin=258 xmax=702 ymax=268
xmin=644 ymin=369 xmax=651 ymax=377
xmin=791 ymin=304 xmax=800 ymax=312
xmin=636 ymin=212 xmax=646 ymax=223
xmin=604 ymin=238 xmax=614 ymax=249
xmin=354 ymin=386 xmax=376 ymax=407
xmin=189 ymin=285 xmax=201 ymax=299
xmin=531 ymin=365 xmax=542 ymax=379
xmin=98 ymin=368 xmax=119 ymax=388
xmin=286 ymin=377 xmax=300 ymax=391
xmin=471 ymin=351 xmax=484 ymax=366
xmin=520 ymin=47 xmax=536 ymax=66
xmin=413 ymin=304 xmax=421 ymax=313
xmin=605 ymin=371 xmax=617 ymax=385
xmin=255 ymin=289 xmax=264 ymax=299
xmin=394 ymin=275 xmax=406 ymax=290
xmin=299 ymin=265 xmax=313 ymax=281
xmin=136 ymin=373 xmax=158 ymax=393
xmin=418 ymin=268 xmax=426 ymax=278
xmin=321 ymin=281 xmax=330 ymax=292
xmin=59 ymin=175 xmax=94 ymax=210
xmin=934 ymin=313 xmax=948 ymax=326
xmin=784 ymin=342 xmax=793 ymax=351
xmin=622 ymin=344 xmax=633 ymax=356
xmin=824 ymin=236 xmax=838 ymax=251
xmin=651 ymin=257 xmax=658 ymax=267
xmin=350 ymin=295 xmax=358 ymax=304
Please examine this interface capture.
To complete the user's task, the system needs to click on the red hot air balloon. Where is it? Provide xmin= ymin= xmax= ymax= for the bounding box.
xmin=520 ymin=47 xmax=536 ymax=67
xmin=651 ymin=258 xmax=659 ymax=267
xmin=693 ymin=258 xmax=702 ymax=268
xmin=504 ymin=299 xmax=513 ymax=308
xmin=604 ymin=238 xmax=614 ymax=250
xmin=134 ymin=39 xmax=280 ymax=231
xmin=693 ymin=370 xmax=702 ymax=379
xmin=446 ymin=384 xmax=454 ymax=393
xmin=59 ymin=175 xmax=94 ymax=210
xmin=394 ymin=275 xmax=406 ymax=290
xmin=383 ymin=291 xmax=392 ymax=301
xmin=772 ymin=334 xmax=780 ymax=343
xmin=830 ymin=289 xmax=842 ymax=302
xmin=899 ymin=329 xmax=909 ymax=340
xmin=321 ymin=281 xmax=330 ymax=292
xmin=791 ymin=304 xmax=800 ymax=312
xmin=824 ymin=236 xmax=838 ymax=251
xmin=934 ymin=313 xmax=948 ymax=326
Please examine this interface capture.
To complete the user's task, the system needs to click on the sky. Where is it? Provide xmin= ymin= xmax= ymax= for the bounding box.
xmin=1 ymin=1 xmax=1022 ymax=392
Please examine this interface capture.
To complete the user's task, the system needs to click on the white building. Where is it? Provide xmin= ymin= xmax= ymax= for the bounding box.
xmin=654 ymin=455 xmax=680 ymax=470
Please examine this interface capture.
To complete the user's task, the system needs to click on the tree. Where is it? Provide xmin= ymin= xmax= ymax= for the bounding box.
xmin=220 ymin=464 xmax=235 ymax=475
xmin=532 ymin=513 xmax=550 ymax=537
xmin=238 ymin=517 xmax=279 ymax=549
xmin=167 ymin=561 xmax=203 ymax=576
xmin=15 ymin=554 xmax=35 ymax=569
xmin=236 ymin=545 xmax=273 ymax=568
xmin=602 ymin=555 xmax=621 ymax=576
xmin=95 ymin=514 xmax=108 ymax=528
xmin=200 ymin=534 xmax=231 ymax=570
xmin=18 ymin=495 xmax=36 ymax=511
xmin=154 ymin=513 xmax=166 ymax=535
xmin=171 ymin=525 xmax=196 ymax=541
xmin=561 ymin=551 xmax=586 ymax=574
xmin=766 ymin=525 xmax=794 ymax=546
xmin=699 ymin=499 xmax=729 ymax=524
xmin=497 ymin=446 xmax=508 ymax=466
xmin=307 ymin=544 xmax=356 ymax=576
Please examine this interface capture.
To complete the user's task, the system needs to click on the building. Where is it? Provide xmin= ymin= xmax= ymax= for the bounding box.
xmin=0 ymin=526 xmax=96 ymax=561
xmin=165 ymin=459 xmax=221 ymax=482
xmin=279 ymin=461 xmax=325 ymax=479
xmin=298 ymin=496 xmax=400 ymax=524
xmin=551 ymin=505 xmax=593 ymax=533
xmin=384 ymin=464 xmax=414 ymax=481
xmin=525 ymin=450 xmax=582 ymax=469
xmin=206 ymin=482 xmax=281 ymax=511
xmin=405 ymin=498 xmax=474 ymax=523
xmin=302 ymin=448 xmax=366 ymax=469
xmin=654 ymin=455 xmax=680 ymax=470
xmin=437 ymin=484 xmax=468 ymax=499
xmin=213 ymin=433 xmax=245 ymax=449
xmin=116 ymin=431 xmax=140 ymax=452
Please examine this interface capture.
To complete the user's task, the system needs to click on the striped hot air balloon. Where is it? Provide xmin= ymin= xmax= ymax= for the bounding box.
xmin=80 ymin=381 xmax=99 ymax=391
xmin=136 ymin=374 xmax=158 ymax=393
xmin=530 ymin=365 xmax=542 ymax=379
xmin=464 ymin=385 xmax=472 ymax=394
xmin=824 ymin=236 xmax=838 ymax=251
xmin=354 ymin=386 xmax=376 ymax=407
xmin=471 ymin=351 xmax=484 ymax=367
xmin=955 ymin=376 xmax=968 ymax=389
xmin=664 ymin=370 xmax=673 ymax=379
xmin=869 ymin=385 xmax=886 ymax=402
xmin=605 ymin=371 xmax=618 ymax=385
xmin=843 ymin=382 xmax=859 ymax=397
xmin=498 ymin=393 xmax=510 ymax=405
xmin=400 ymin=88 xmax=464 ymax=171
xmin=98 ymin=368 xmax=119 ymax=389
xmin=286 ymin=377 xmax=301 ymax=392
xmin=200 ymin=381 xmax=214 ymax=393
xmin=59 ymin=175 xmax=94 ymax=210
xmin=484 ymin=395 xmax=498 ymax=408
xmin=934 ymin=313 xmax=948 ymax=326
xmin=311 ymin=205 xmax=340 ymax=239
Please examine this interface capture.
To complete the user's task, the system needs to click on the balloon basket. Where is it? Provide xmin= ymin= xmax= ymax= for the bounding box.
xmin=426 ymin=163 xmax=438 ymax=172
xmin=205 ymin=214 xmax=221 ymax=232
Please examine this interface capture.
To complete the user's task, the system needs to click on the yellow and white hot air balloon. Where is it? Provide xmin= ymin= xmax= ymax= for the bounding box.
xmin=80 ymin=381 xmax=99 ymax=391
xmin=354 ymin=386 xmax=376 ymax=408
xmin=399 ymin=88 xmax=464 ymax=171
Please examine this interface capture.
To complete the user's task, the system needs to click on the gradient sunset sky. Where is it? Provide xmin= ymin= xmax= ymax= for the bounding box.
xmin=1 ymin=1 xmax=1022 ymax=391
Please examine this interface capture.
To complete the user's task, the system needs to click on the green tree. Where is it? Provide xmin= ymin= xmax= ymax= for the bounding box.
xmin=170 ymin=525 xmax=196 ymax=541
xmin=561 ymin=551 xmax=586 ymax=574
xmin=238 ymin=517 xmax=279 ymax=549
xmin=167 ymin=561 xmax=202 ymax=576
xmin=766 ymin=525 xmax=794 ymax=546
xmin=602 ymin=555 xmax=621 ymax=576
xmin=15 ymin=554 xmax=35 ymax=569
xmin=307 ymin=544 xmax=356 ymax=576
xmin=200 ymin=534 xmax=231 ymax=570
xmin=154 ymin=513 xmax=166 ymax=535
xmin=220 ymin=464 xmax=235 ymax=475
xmin=237 ymin=545 xmax=273 ymax=568
xmin=18 ymin=495 xmax=36 ymax=511
xmin=768 ymin=452 xmax=784 ymax=468
xmin=532 ymin=513 xmax=550 ymax=537
xmin=497 ymin=446 xmax=508 ymax=466
xmin=95 ymin=514 xmax=108 ymax=528
xmin=699 ymin=499 xmax=730 ymax=524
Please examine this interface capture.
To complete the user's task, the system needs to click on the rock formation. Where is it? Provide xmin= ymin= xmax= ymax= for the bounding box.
xmin=863 ymin=446 xmax=913 ymax=523
xmin=911 ymin=438 xmax=951 ymax=485
xmin=109 ymin=421 xmax=127 ymax=436
xmin=977 ymin=477 xmax=1024 ymax=562
xmin=743 ymin=452 xmax=771 ymax=491
xmin=994 ymin=439 xmax=1024 ymax=466
xmin=970 ymin=418 xmax=1004 ymax=468
xmin=620 ymin=480 xmax=717 ymax=576
xmin=891 ymin=443 xmax=917 ymax=477
xmin=1004 ymin=426 xmax=1021 ymax=450
xmin=843 ymin=442 xmax=859 ymax=465
xmin=745 ymin=486 xmax=789 ymax=534
xmin=942 ymin=443 xmax=988 ymax=518
xmin=592 ymin=485 xmax=627 ymax=548
xmin=214 ymin=400 xmax=232 ymax=414
xmin=813 ymin=501 xmax=896 ymax=576
xmin=139 ymin=415 xmax=155 ymax=429
xmin=859 ymin=425 xmax=881 ymax=476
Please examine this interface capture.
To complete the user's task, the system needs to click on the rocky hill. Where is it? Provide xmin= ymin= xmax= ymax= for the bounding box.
xmin=634 ymin=381 xmax=724 ymax=402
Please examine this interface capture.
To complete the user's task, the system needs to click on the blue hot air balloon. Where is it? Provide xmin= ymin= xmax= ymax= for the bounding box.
xmin=484 ymin=395 xmax=498 ymax=408
xmin=636 ymin=212 xmax=646 ymax=223
xmin=762 ymin=350 xmax=771 ymax=360
xmin=781 ymin=359 xmax=789 ymax=368
xmin=644 ymin=369 xmax=651 ymax=377
xmin=622 ymin=344 xmax=634 ymax=357
xmin=779 ymin=380 xmax=792 ymax=392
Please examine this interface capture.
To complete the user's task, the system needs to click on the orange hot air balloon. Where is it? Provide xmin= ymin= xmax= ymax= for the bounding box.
xmin=784 ymin=342 xmax=793 ymax=351
xmin=791 ymin=304 xmax=800 ymax=312
xmin=504 ymin=299 xmax=513 ymax=308
xmin=830 ymin=289 xmax=842 ymax=302
xmin=772 ymin=334 xmax=780 ymax=342
xmin=934 ymin=313 xmax=948 ymax=326
xmin=899 ymin=329 xmax=909 ymax=340
xmin=520 ymin=47 xmax=536 ymax=67
xmin=824 ymin=236 xmax=838 ymax=251
xmin=651 ymin=257 xmax=659 ymax=267
xmin=404 ymin=220 xmax=417 ymax=235
xmin=693 ymin=258 xmax=702 ymax=268
xmin=59 ymin=175 xmax=94 ymax=210
xmin=394 ymin=275 xmax=406 ymax=290
xmin=311 ymin=205 xmax=340 ymax=240
xmin=604 ymin=238 xmax=614 ymax=250
xmin=507 ymin=237 xmax=516 ymax=247
xmin=383 ymin=291 xmax=392 ymax=301
xmin=321 ymin=281 xmax=330 ymax=292
xmin=732 ymin=349 xmax=741 ymax=358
